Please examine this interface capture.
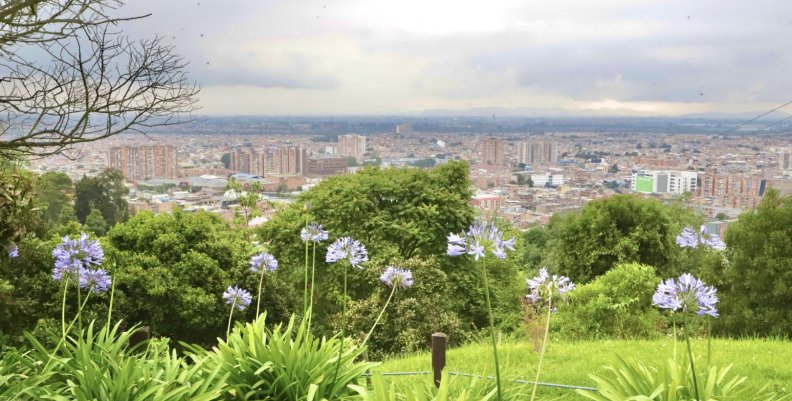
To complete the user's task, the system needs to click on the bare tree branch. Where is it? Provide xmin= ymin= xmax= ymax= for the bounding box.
xmin=0 ymin=1 xmax=199 ymax=158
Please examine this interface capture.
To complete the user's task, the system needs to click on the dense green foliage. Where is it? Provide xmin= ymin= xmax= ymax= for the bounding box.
xmin=546 ymin=195 xmax=692 ymax=283
xmin=33 ymin=172 xmax=73 ymax=229
xmin=104 ymin=210 xmax=292 ymax=344
xmin=551 ymin=263 xmax=666 ymax=340
xmin=74 ymin=169 xmax=129 ymax=226
xmin=706 ymin=189 xmax=792 ymax=336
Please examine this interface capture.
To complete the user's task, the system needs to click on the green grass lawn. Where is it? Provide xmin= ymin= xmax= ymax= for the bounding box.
xmin=376 ymin=337 xmax=792 ymax=400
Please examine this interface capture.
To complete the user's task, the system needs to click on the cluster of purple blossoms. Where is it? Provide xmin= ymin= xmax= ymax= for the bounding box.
xmin=676 ymin=226 xmax=726 ymax=251
xmin=447 ymin=221 xmax=516 ymax=260
xmin=301 ymin=223 xmax=329 ymax=243
xmin=326 ymin=237 xmax=369 ymax=268
xmin=250 ymin=252 xmax=278 ymax=273
xmin=526 ymin=268 xmax=576 ymax=303
xmin=652 ymin=273 xmax=719 ymax=318
xmin=8 ymin=243 xmax=18 ymax=259
xmin=379 ymin=266 xmax=414 ymax=289
xmin=51 ymin=233 xmax=105 ymax=283
xmin=223 ymin=285 xmax=253 ymax=311
xmin=79 ymin=268 xmax=113 ymax=293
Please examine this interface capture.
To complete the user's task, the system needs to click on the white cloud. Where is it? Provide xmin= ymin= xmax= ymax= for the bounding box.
xmin=113 ymin=0 xmax=792 ymax=115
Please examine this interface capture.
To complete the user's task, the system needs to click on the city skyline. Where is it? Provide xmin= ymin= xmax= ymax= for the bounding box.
xmin=114 ymin=0 xmax=792 ymax=117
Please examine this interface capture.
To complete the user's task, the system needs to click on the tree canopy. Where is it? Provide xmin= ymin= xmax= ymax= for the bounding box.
xmin=547 ymin=194 xmax=690 ymax=282
xmin=709 ymin=189 xmax=792 ymax=335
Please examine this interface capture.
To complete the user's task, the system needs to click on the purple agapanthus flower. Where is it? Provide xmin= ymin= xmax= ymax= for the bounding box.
xmin=676 ymin=225 xmax=725 ymax=251
xmin=250 ymin=252 xmax=278 ymax=273
xmin=223 ymin=285 xmax=253 ymax=311
xmin=447 ymin=220 xmax=516 ymax=261
xmin=301 ymin=223 xmax=329 ymax=243
xmin=380 ymin=266 xmax=414 ymax=289
xmin=51 ymin=233 xmax=104 ymax=283
xmin=326 ymin=236 xmax=368 ymax=268
xmin=79 ymin=268 xmax=112 ymax=293
xmin=8 ymin=243 xmax=18 ymax=259
xmin=526 ymin=267 xmax=576 ymax=303
xmin=652 ymin=273 xmax=719 ymax=318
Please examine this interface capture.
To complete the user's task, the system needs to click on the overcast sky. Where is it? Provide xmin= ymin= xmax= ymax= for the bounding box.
xmin=116 ymin=0 xmax=792 ymax=116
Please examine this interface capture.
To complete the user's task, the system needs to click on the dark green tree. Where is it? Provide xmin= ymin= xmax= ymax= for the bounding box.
xmin=34 ymin=172 xmax=73 ymax=226
xmin=221 ymin=153 xmax=231 ymax=169
xmin=74 ymin=169 xmax=128 ymax=226
xmin=84 ymin=207 xmax=107 ymax=237
xmin=257 ymin=162 xmax=483 ymax=334
xmin=706 ymin=189 xmax=792 ymax=335
xmin=547 ymin=195 xmax=690 ymax=283
xmin=106 ymin=210 xmax=292 ymax=344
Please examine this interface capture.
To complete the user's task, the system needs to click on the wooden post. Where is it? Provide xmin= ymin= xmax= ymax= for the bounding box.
xmin=129 ymin=326 xmax=150 ymax=348
xmin=431 ymin=332 xmax=447 ymax=388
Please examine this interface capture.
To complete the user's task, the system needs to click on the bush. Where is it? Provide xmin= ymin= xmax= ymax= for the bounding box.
xmin=551 ymin=263 xmax=667 ymax=340
xmin=346 ymin=258 xmax=468 ymax=359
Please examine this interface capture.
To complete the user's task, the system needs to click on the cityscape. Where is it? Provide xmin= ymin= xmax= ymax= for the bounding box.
xmin=26 ymin=115 xmax=792 ymax=231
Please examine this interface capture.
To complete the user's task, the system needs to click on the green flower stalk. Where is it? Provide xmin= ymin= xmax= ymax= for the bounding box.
xmin=326 ymin=236 xmax=368 ymax=386
xmin=652 ymin=273 xmax=719 ymax=401
xmin=447 ymin=220 xmax=516 ymax=401
xmin=223 ymin=285 xmax=252 ymax=337
xmin=526 ymin=268 xmax=575 ymax=401
xmin=362 ymin=266 xmax=413 ymax=346
xmin=301 ymin=222 xmax=328 ymax=328
xmin=250 ymin=252 xmax=278 ymax=317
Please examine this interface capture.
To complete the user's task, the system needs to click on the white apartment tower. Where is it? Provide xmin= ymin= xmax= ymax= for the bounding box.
xmin=518 ymin=141 xmax=558 ymax=165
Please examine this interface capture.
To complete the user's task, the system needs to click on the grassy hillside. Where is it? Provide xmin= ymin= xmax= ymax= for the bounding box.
xmin=377 ymin=338 xmax=792 ymax=400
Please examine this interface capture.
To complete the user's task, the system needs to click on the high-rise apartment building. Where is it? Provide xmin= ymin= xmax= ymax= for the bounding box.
xmin=481 ymin=138 xmax=505 ymax=165
xmin=517 ymin=141 xmax=557 ymax=165
xmin=230 ymin=148 xmax=259 ymax=175
xmin=779 ymin=150 xmax=792 ymax=172
xmin=108 ymin=145 xmax=178 ymax=181
xmin=231 ymin=146 xmax=306 ymax=176
xmin=337 ymin=134 xmax=367 ymax=158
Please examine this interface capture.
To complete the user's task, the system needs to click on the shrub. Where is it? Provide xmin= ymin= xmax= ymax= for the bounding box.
xmin=346 ymin=258 xmax=468 ymax=359
xmin=551 ymin=263 xmax=667 ymax=339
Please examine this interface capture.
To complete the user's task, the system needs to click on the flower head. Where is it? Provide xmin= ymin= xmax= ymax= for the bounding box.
xmin=79 ymin=268 xmax=112 ymax=293
xmin=326 ymin=237 xmax=368 ymax=268
xmin=676 ymin=225 xmax=725 ymax=250
xmin=652 ymin=273 xmax=719 ymax=317
xmin=526 ymin=268 xmax=576 ymax=304
xmin=380 ymin=266 xmax=414 ymax=289
xmin=223 ymin=285 xmax=252 ymax=311
xmin=447 ymin=220 xmax=515 ymax=261
xmin=250 ymin=252 xmax=278 ymax=273
xmin=301 ymin=223 xmax=329 ymax=243
xmin=51 ymin=233 xmax=104 ymax=283
xmin=8 ymin=243 xmax=18 ymax=259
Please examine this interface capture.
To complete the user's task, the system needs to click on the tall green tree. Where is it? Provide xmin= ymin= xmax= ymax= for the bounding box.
xmin=34 ymin=172 xmax=73 ymax=226
xmin=84 ymin=207 xmax=108 ymax=237
xmin=260 ymin=161 xmax=475 ymax=265
xmin=547 ymin=195 xmax=691 ymax=283
xmin=707 ymin=189 xmax=792 ymax=335
xmin=74 ymin=169 xmax=129 ymax=226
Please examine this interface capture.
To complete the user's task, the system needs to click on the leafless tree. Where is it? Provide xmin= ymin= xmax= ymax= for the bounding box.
xmin=0 ymin=1 xmax=199 ymax=158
